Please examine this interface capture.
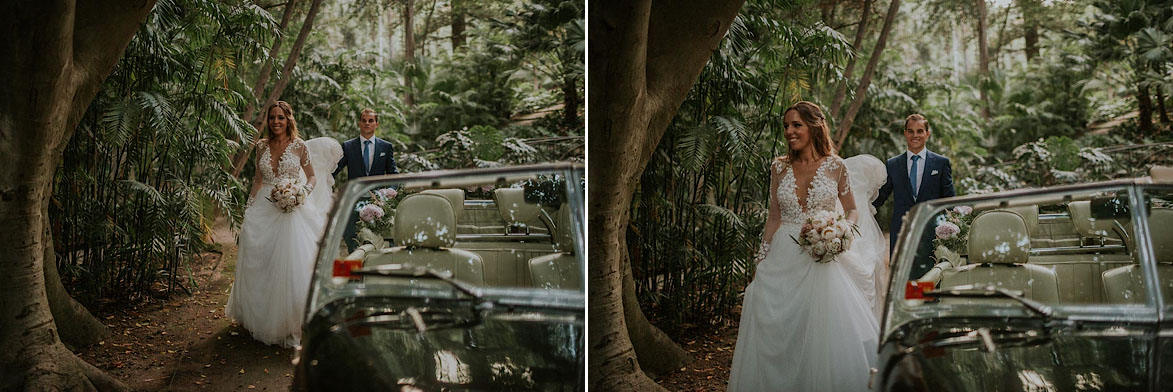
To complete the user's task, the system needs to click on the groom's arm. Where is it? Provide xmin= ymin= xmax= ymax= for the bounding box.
xmin=333 ymin=141 xmax=348 ymax=177
xmin=873 ymin=167 xmax=893 ymax=209
xmin=385 ymin=141 xmax=398 ymax=174
xmin=941 ymin=158 xmax=956 ymax=198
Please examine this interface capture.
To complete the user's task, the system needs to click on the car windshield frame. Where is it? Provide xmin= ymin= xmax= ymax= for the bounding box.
xmin=305 ymin=163 xmax=585 ymax=323
xmin=882 ymin=179 xmax=1162 ymax=343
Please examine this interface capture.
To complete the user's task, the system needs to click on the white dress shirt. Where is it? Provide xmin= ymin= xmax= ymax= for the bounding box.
xmin=906 ymin=149 xmax=928 ymax=196
xmin=360 ymin=135 xmax=375 ymax=173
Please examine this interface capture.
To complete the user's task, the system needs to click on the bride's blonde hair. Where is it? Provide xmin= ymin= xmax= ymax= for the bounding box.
xmin=784 ymin=101 xmax=834 ymax=158
xmin=263 ymin=101 xmax=300 ymax=141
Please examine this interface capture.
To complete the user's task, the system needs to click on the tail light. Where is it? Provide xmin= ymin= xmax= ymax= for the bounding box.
xmin=333 ymin=259 xmax=362 ymax=279
xmin=905 ymin=280 xmax=935 ymax=300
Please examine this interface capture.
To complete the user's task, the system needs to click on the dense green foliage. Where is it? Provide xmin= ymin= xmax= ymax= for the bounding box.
xmin=633 ymin=0 xmax=1173 ymax=334
xmin=53 ymin=0 xmax=583 ymax=305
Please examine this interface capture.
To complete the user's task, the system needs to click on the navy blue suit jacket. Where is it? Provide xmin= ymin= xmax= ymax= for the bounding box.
xmin=334 ymin=136 xmax=397 ymax=180
xmin=872 ymin=150 xmax=955 ymax=251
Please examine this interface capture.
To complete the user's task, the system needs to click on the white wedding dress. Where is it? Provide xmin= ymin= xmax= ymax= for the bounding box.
xmin=225 ymin=137 xmax=342 ymax=348
xmin=728 ymin=154 xmax=887 ymax=391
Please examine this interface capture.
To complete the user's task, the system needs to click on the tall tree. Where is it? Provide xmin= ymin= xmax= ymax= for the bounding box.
xmin=1018 ymin=0 xmax=1041 ymax=63
xmin=829 ymin=0 xmax=873 ymax=121
xmin=976 ymin=0 xmax=991 ymax=119
xmin=589 ymin=0 xmax=745 ymax=389
xmin=834 ymin=0 xmax=902 ymax=147
xmin=451 ymin=0 xmax=466 ymax=49
xmin=404 ymin=0 xmax=417 ymax=108
xmin=0 ymin=1 xmax=156 ymax=389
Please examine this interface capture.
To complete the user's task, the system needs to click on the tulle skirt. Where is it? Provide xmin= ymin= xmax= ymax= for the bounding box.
xmin=728 ymin=223 xmax=880 ymax=391
xmin=224 ymin=184 xmax=326 ymax=348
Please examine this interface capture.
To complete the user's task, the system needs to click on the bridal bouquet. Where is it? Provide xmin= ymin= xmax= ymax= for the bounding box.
xmin=932 ymin=205 xmax=975 ymax=263
xmin=267 ymin=178 xmax=307 ymax=213
xmin=791 ymin=210 xmax=858 ymax=263
xmin=355 ymin=187 xmax=404 ymax=237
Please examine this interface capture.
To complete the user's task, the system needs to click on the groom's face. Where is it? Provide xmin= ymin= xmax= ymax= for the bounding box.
xmin=359 ymin=112 xmax=378 ymax=135
xmin=904 ymin=120 xmax=929 ymax=152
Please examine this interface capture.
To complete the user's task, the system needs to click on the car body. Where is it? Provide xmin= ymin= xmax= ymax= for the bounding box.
xmin=292 ymin=163 xmax=585 ymax=391
xmin=873 ymin=178 xmax=1173 ymax=391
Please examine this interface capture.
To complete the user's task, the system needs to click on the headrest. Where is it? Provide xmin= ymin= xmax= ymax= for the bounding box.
xmin=1152 ymin=166 xmax=1173 ymax=182
xmin=554 ymin=205 xmax=577 ymax=253
xmin=1153 ymin=208 xmax=1173 ymax=263
xmin=393 ymin=194 xmax=456 ymax=248
xmin=421 ymin=189 xmax=465 ymax=221
xmin=997 ymin=205 xmax=1039 ymax=235
xmin=1068 ymin=201 xmax=1114 ymax=238
xmin=494 ymin=188 xmax=542 ymax=225
xmin=968 ymin=210 xmax=1030 ymax=264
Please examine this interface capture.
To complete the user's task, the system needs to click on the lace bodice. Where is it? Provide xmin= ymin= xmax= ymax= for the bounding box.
xmin=772 ymin=156 xmax=852 ymax=224
xmin=258 ymin=139 xmax=309 ymax=185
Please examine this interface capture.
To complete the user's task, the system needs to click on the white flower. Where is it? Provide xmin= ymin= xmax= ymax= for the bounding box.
xmin=829 ymin=238 xmax=843 ymax=253
xmin=821 ymin=225 xmax=840 ymax=240
xmin=812 ymin=241 xmax=827 ymax=256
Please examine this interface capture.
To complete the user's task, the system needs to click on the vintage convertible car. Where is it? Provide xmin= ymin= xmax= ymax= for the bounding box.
xmin=291 ymin=163 xmax=584 ymax=391
xmin=873 ymin=173 xmax=1173 ymax=391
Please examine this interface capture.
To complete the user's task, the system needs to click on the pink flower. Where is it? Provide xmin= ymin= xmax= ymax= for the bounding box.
xmin=376 ymin=188 xmax=398 ymax=200
xmin=359 ymin=204 xmax=385 ymax=223
xmin=935 ymin=222 xmax=961 ymax=239
xmin=953 ymin=206 xmax=973 ymax=216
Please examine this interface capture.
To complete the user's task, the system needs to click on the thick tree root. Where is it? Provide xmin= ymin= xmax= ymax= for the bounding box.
xmin=19 ymin=344 xmax=128 ymax=392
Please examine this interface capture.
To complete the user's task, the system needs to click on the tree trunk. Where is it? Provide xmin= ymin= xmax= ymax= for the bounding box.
xmin=563 ymin=75 xmax=580 ymax=132
xmin=404 ymin=0 xmax=416 ymax=108
xmin=830 ymin=0 xmax=873 ymax=121
xmin=976 ymin=0 xmax=991 ymax=119
xmin=231 ymin=0 xmax=324 ymax=177
xmin=834 ymin=0 xmax=901 ymax=147
xmin=1017 ymin=0 xmax=1040 ymax=64
xmin=1139 ymin=83 xmax=1154 ymax=134
xmin=451 ymin=0 xmax=466 ymax=50
xmin=1157 ymin=89 xmax=1170 ymax=124
xmin=589 ymin=0 xmax=745 ymax=389
xmin=238 ymin=0 xmax=299 ymax=141
xmin=0 ymin=1 xmax=155 ymax=389
xmin=42 ymin=179 xmax=108 ymax=350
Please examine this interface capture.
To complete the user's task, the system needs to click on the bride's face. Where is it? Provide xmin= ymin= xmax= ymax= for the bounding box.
xmin=783 ymin=109 xmax=811 ymax=152
xmin=268 ymin=106 xmax=289 ymax=138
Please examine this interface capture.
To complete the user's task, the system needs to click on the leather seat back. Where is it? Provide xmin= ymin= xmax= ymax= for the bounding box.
xmin=1068 ymin=201 xmax=1115 ymax=239
xmin=421 ymin=189 xmax=466 ymax=223
xmin=528 ymin=205 xmax=582 ymax=289
xmin=494 ymin=188 xmax=547 ymax=233
xmin=365 ymin=194 xmax=484 ymax=285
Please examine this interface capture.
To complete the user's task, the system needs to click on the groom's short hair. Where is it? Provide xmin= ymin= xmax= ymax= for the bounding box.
xmin=904 ymin=114 xmax=928 ymax=131
xmin=360 ymin=108 xmax=379 ymax=122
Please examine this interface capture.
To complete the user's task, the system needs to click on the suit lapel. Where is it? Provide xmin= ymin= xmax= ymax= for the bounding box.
xmin=371 ymin=137 xmax=382 ymax=174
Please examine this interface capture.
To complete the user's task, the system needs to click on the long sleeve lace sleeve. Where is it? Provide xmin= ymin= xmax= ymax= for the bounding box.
xmin=296 ymin=139 xmax=316 ymax=195
xmin=246 ymin=141 xmax=265 ymax=209
xmin=756 ymin=158 xmax=785 ymax=266
xmin=833 ymin=157 xmax=859 ymax=226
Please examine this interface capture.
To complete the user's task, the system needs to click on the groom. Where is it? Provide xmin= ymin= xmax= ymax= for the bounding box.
xmin=335 ymin=108 xmax=398 ymax=252
xmin=872 ymin=114 xmax=955 ymax=279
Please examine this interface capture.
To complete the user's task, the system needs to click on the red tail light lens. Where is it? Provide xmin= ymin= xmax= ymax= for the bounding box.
xmin=905 ymin=280 xmax=935 ymax=300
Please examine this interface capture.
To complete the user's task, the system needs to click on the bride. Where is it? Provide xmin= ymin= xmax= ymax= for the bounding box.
xmin=728 ymin=101 xmax=887 ymax=391
xmin=225 ymin=101 xmax=341 ymax=348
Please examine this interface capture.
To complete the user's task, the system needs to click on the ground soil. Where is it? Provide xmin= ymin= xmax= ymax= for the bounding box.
xmin=653 ymin=308 xmax=741 ymax=392
xmin=76 ymin=215 xmax=293 ymax=391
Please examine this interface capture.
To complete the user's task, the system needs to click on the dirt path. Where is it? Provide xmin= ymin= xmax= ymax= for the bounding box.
xmin=77 ymin=215 xmax=293 ymax=391
xmin=653 ymin=311 xmax=740 ymax=391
